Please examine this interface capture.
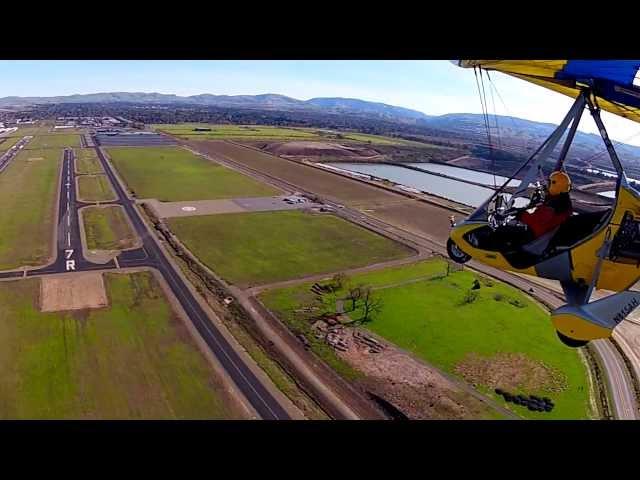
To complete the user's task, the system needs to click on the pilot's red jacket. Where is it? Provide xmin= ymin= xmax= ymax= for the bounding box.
xmin=519 ymin=202 xmax=572 ymax=238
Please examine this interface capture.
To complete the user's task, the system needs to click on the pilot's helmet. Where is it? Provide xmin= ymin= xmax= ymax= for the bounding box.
xmin=548 ymin=170 xmax=571 ymax=195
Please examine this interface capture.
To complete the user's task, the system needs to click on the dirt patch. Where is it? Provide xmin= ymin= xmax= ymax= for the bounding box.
xmin=40 ymin=272 xmax=109 ymax=312
xmin=367 ymin=198 xmax=454 ymax=242
xmin=262 ymin=141 xmax=381 ymax=159
xmin=454 ymin=352 xmax=567 ymax=393
xmin=26 ymin=157 xmax=44 ymax=162
xmin=336 ymin=328 xmax=501 ymax=419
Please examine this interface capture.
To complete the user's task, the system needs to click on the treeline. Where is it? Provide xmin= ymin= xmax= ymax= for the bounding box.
xmin=24 ymin=102 xmax=538 ymax=169
xmin=28 ymin=102 xmax=469 ymax=142
xmin=470 ymin=145 xmax=527 ymax=165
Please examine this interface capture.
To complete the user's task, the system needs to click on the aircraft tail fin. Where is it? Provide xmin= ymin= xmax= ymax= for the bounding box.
xmin=580 ymin=290 xmax=640 ymax=329
xmin=552 ymin=290 xmax=640 ymax=345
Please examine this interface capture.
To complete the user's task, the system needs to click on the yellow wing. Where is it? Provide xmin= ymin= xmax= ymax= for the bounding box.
xmin=456 ymin=60 xmax=640 ymax=124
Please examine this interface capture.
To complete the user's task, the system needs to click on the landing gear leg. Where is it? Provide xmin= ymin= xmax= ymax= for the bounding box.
xmin=447 ymin=238 xmax=471 ymax=264
xmin=556 ymin=331 xmax=589 ymax=348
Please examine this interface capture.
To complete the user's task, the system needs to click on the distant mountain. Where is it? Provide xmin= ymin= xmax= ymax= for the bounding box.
xmin=0 ymin=92 xmax=428 ymax=124
xmin=5 ymin=91 xmax=640 ymax=167
xmin=0 ymin=92 xmax=182 ymax=107
xmin=422 ymin=112 xmax=640 ymax=169
xmin=187 ymin=93 xmax=308 ymax=109
xmin=0 ymin=92 xmax=309 ymax=108
xmin=307 ymin=97 xmax=430 ymax=122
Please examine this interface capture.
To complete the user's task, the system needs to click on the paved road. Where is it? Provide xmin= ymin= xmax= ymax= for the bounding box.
xmin=191 ymin=140 xmax=639 ymax=420
xmin=0 ymin=136 xmax=31 ymax=174
xmin=28 ymin=149 xmax=116 ymax=276
xmin=1 ymin=146 xmax=292 ymax=420
xmin=92 ymin=146 xmax=291 ymax=420
xmin=591 ymin=339 xmax=638 ymax=419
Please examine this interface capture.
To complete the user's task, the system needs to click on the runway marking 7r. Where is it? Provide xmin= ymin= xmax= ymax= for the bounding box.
xmin=65 ymin=249 xmax=75 ymax=271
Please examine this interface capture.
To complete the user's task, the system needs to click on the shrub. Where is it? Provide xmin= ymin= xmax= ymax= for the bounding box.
xmin=479 ymin=277 xmax=494 ymax=287
xmin=508 ymin=298 xmax=526 ymax=309
xmin=459 ymin=289 xmax=479 ymax=306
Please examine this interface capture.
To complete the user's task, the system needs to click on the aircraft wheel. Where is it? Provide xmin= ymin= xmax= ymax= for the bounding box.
xmin=447 ymin=238 xmax=471 ymax=264
xmin=556 ymin=331 xmax=589 ymax=348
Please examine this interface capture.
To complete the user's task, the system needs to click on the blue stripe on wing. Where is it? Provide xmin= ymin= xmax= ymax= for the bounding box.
xmin=557 ymin=60 xmax=640 ymax=86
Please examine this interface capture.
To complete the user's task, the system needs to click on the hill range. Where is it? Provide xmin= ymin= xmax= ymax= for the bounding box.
xmin=4 ymin=91 xmax=640 ymax=167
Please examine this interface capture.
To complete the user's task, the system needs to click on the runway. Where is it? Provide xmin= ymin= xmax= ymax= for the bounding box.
xmin=0 ymin=145 xmax=291 ymax=420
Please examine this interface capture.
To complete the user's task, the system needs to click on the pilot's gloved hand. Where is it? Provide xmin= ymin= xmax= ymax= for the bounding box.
xmin=530 ymin=188 xmax=544 ymax=206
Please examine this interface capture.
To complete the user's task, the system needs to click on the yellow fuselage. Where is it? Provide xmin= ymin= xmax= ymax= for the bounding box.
xmin=449 ymin=186 xmax=640 ymax=343
xmin=450 ymin=186 xmax=640 ymax=291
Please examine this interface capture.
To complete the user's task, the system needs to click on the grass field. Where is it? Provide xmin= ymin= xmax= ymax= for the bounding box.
xmin=106 ymin=146 xmax=278 ymax=201
xmin=25 ymin=135 xmax=80 ymax=150
xmin=75 ymin=148 xmax=103 ymax=174
xmin=6 ymin=126 xmax=51 ymax=137
xmin=82 ymin=206 xmax=137 ymax=251
xmin=50 ymin=128 xmax=86 ymax=134
xmin=0 ymin=272 xmax=239 ymax=419
xmin=0 ymin=136 xmax=20 ymax=151
xmin=260 ymin=258 xmax=592 ymax=419
xmin=154 ymin=123 xmax=425 ymax=146
xmin=77 ymin=175 xmax=116 ymax=202
xmin=0 ymin=148 xmax=61 ymax=270
xmin=168 ymin=210 xmax=413 ymax=287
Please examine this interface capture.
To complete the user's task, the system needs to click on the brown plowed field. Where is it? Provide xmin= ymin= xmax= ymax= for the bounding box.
xmin=367 ymin=199 xmax=454 ymax=242
xmin=263 ymin=141 xmax=380 ymax=159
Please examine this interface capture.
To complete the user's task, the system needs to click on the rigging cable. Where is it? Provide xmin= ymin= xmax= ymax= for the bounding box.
xmin=474 ymin=67 xmax=496 ymax=188
xmin=485 ymin=69 xmax=502 ymax=188
xmin=486 ymin=71 xmax=527 ymax=153
xmin=479 ymin=68 xmax=497 ymax=188
xmin=487 ymin=71 xmax=537 ymax=185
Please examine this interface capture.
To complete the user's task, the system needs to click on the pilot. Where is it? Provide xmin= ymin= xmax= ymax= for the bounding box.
xmin=517 ymin=170 xmax=573 ymax=239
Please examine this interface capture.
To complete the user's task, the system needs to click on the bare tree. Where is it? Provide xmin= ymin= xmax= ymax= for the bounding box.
xmin=361 ymin=287 xmax=383 ymax=323
xmin=345 ymin=285 xmax=364 ymax=311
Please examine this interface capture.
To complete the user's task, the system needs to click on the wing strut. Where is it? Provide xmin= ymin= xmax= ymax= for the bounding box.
xmin=555 ymin=97 xmax=584 ymax=171
xmin=508 ymin=92 xmax=586 ymax=205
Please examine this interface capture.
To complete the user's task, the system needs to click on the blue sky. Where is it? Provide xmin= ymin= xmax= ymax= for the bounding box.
xmin=2 ymin=60 xmax=640 ymax=145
